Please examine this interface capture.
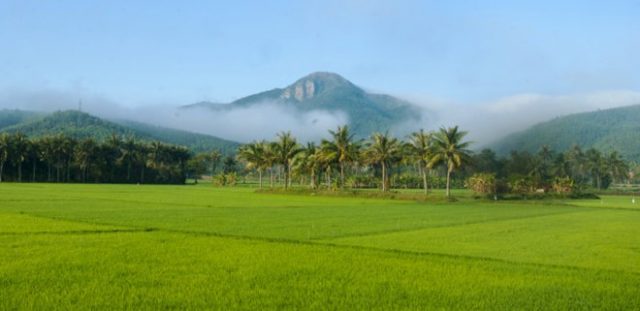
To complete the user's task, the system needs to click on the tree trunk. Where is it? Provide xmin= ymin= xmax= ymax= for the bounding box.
xmin=446 ymin=169 xmax=452 ymax=198
xmin=0 ymin=161 xmax=4 ymax=182
xmin=310 ymin=169 xmax=316 ymax=189
xmin=18 ymin=161 xmax=22 ymax=182
xmin=140 ymin=166 xmax=145 ymax=184
xmin=340 ymin=162 xmax=345 ymax=189
xmin=32 ymin=161 xmax=36 ymax=182
xmin=422 ymin=166 xmax=428 ymax=195
xmin=127 ymin=162 xmax=132 ymax=182
xmin=258 ymin=170 xmax=263 ymax=189
xmin=47 ymin=163 xmax=51 ymax=182
xmin=284 ymin=164 xmax=289 ymax=190
xmin=269 ymin=168 xmax=273 ymax=188
xmin=381 ymin=162 xmax=387 ymax=192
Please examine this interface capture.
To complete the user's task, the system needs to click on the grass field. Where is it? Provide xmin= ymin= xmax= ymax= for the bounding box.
xmin=1 ymin=184 xmax=639 ymax=309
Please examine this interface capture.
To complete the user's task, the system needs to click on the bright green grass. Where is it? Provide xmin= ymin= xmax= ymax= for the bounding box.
xmin=571 ymin=194 xmax=640 ymax=210
xmin=1 ymin=183 xmax=639 ymax=310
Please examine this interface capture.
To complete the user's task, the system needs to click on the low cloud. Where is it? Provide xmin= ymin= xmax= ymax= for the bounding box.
xmin=410 ymin=90 xmax=640 ymax=148
xmin=2 ymin=87 xmax=639 ymax=147
xmin=0 ymin=88 xmax=348 ymax=143
xmin=131 ymin=103 xmax=349 ymax=142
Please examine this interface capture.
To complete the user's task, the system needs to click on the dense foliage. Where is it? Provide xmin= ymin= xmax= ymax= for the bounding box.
xmin=0 ymin=110 xmax=239 ymax=154
xmin=236 ymin=126 xmax=632 ymax=197
xmin=491 ymin=104 xmax=640 ymax=161
xmin=0 ymin=132 xmax=225 ymax=184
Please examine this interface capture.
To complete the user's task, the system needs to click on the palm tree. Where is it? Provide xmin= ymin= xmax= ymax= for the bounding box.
xmin=363 ymin=132 xmax=402 ymax=192
xmin=119 ymin=137 xmax=137 ymax=182
xmin=237 ymin=141 xmax=268 ymax=188
xmin=566 ymin=145 xmax=586 ymax=183
xmin=135 ymin=143 xmax=149 ymax=183
xmin=11 ymin=133 xmax=29 ymax=182
xmin=75 ymin=138 xmax=97 ymax=182
xmin=0 ymin=133 xmax=9 ymax=182
xmin=605 ymin=151 xmax=628 ymax=184
xmin=529 ymin=145 xmax=554 ymax=186
xmin=429 ymin=126 xmax=471 ymax=198
xmin=323 ymin=125 xmax=360 ymax=189
xmin=27 ymin=139 xmax=40 ymax=182
xmin=551 ymin=153 xmax=571 ymax=178
xmin=171 ymin=146 xmax=191 ymax=182
xmin=272 ymin=131 xmax=301 ymax=189
xmin=147 ymin=141 xmax=165 ymax=172
xmin=292 ymin=142 xmax=320 ymax=188
xmin=105 ymin=134 xmax=122 ymax=182
xmin=38 ymin=136 xmax=56 ymax=182
xmin=407 ymin=129 xmax=433 ymax=194
xmin=209 ymin=150 xmax=222 ymax=176
xmin=585 ymin=148 xmax=604 ymax=189
xmin=61 ymin=136 xmax=77 ymax=182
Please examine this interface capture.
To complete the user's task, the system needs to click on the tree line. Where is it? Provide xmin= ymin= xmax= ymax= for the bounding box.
xmin=0 ymin=133 xmax=223 ymax=184
xmin=237 ymin=126 xmax=471 ymax=197
xmin=1 ymin=126 xmax=633 ymax=196
xmin=236 ymin=125 xmax=633 ymax=197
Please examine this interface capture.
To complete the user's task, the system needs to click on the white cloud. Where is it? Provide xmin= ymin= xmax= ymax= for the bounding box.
xmin=2 ymin=86 xmax=639 ymax=147
xmin=409 ymin=90 xmax=640 ymax=148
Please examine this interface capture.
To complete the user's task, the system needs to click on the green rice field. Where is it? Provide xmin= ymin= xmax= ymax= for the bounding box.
xmin=1 ymin=183 xmax=639 ymax=309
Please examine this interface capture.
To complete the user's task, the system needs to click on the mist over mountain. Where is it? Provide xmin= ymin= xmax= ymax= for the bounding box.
xmin=490 ymin=104 xmax=640 ymax=161
xmin=182 ymin=72 xmax=427 ymax=138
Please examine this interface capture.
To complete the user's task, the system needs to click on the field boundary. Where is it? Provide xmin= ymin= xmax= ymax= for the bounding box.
xmin=13 ymin=211 xmax=638 ymax=278
xmin=0 ymin=228 xmax=153 ymax=236
xmin=310 ymin=209 xmax=595 ymax=241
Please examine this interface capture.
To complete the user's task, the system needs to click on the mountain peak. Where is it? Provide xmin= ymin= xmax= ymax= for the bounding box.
xmin=282 ymin=72 xmax=358 ymax=102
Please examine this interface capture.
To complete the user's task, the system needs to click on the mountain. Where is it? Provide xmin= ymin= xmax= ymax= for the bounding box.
xmin=490 ymin=104 xmax=640 ymax=161
xmin=0 ymin=110 xmax=240 ymax=154
xmin=0 ymin=109 xmax=42 ymax=129
xmin=182 ymin=72 xmax=423 ymax=137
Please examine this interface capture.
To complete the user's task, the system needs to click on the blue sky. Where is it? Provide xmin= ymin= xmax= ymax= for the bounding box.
xmin=1 ymin=0 xmax=639 ymax=107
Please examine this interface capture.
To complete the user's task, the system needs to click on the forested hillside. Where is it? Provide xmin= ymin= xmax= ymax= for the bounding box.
xmin=0 ymin=110 xmax=239 ymax=154
xmin=490 ymin=105 xmax=640 ymax=161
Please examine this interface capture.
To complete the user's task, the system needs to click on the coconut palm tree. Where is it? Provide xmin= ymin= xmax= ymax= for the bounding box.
xmin=272 ymin=132 xmax=301 ymax=189
xmin=566 ymin=145 xmax=586 ymax=183
xmin=323 ymin=125 xmax=361 ymax=189
xmin=209 ymin=150 xmax=222 ymax=176
xmin=135 ymin=142 xmax=149 ymax=183
xmin=585 ymin=148 xmax=604 ymax=189
xmin=75 ymin=138 xmax=97 ymax=182
xmin=292 ymin=142 xmax=322 ymax=189
xmin=363 ymin=132 xmax=402 ymax=192
xmin=37 ymin=136 xmax=56 ymax=182
xmin=27 ymin=139 xmax=40 ymax=182
xmin=429 ymin=126 xmax=471 ymax=198
xmin=119 ymin=137 xmax=137 ymax=182
xmin=0 ymin=133 xmax=10 ymax=182
xmin=10 ymin=133 xmax=29 ymax=182
xmin=61 ymin=136 xmax=77 ymax=182
xmin=238 ymin=141 xmax=268 ymax=188
xmin=406 ymin=129 xmax=433 ymax=194
xmin=605 ymin=151 xmax=628 ymax=184
xmin=147 ymin=141 xmax=165 ymax=172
